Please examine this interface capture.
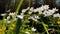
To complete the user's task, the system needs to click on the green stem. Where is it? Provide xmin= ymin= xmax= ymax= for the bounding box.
xmin=42 ymin=22 xmax=49 ymax=34
xmin=28 ymin=0 xmax=31 ymax=12
xmin=15 ymin=0 xmax=24 ymax=17
xmin=29 ymin=0 xmax=31 ymax=8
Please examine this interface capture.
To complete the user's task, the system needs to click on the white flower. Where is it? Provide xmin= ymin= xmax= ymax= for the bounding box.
xmin=34 ymin=16 xmax=40 ymax=19
xmin=27 ymin=7 xmax=29 ymax=10
xmin=7 ymin=16 xmax=10 ymax=20
xmin=36 ymin=7 xmax=43 ymax=14
xmin=52 ymin=8 xmax=58 ymax=11
xmin=39 ymin=11 xmax=42 ymax=14
xmin=25 ymin=32 xmax=30 ymax=34
xmin=17 ymin=15 xmax=24 ymax=19
xmin=1 ymin=13 xmax=6 ymax=16
xmin=22 ymin=9 xmax=27 ymax=13
xmin=30 ymin=7 xmax=34 ymax=12
xmin=43 ymin=5 xmax=49 ymax=10
xmin=48 ymin=9 xmax=55 ymax=14
xmin=39 ymin=5 xmax=44 ymax=11
xmin=39 ymin=6 xmax=45 ymax=11
xmin=28 ymin=12 xmax=32 ymax=14
xmin=22 ymin=7 xmax=29 ymax=13
xmin=43 ymin=9 xmax=56 ymax=17
xmin=28 ymin=7 xmax=34 ymax=14
xmin=53 ymin=13 xmax=60 ymax=17
xmin=33 ymin=18 xmax=38 ymax=21
xmin=9 ymin=12 xmax=15 ymax=16
xmin=28 ymin=16 xmax=38 ymax=21
xmin=38 ymin=5 xmax=49 ymax=11
xmin=31 ymin=27 xmax=36 ymax=31
xmin=20 ymin=13 xmax=24 ymax=15
xmin=43 ymin=10 xmax=51 ymax=16
xmin=34 ymin=9 xmax=38 ymax=12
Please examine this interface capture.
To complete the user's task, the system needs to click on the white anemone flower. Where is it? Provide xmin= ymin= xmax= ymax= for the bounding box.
xmin=27 ymin=7 xmax=29 ymax=10
xmin=17 ymin=15 xmax=24 ymax=19
xmin=34 ymin=9 xmax=38 ymax=12
xmin=28 ymin=7 xmax=34 ymax=14
xmin=22 ymin=9 xmax=27 ymax=13
xmin=39 ymin=11 xmax=42 ymax=14
xmin=1 ymin=13 xmax=6 ymax=16
xmin=9 ymin=12 xmax=15 ymax=16
xmin=29 ymin=16 xmax=38 ymax=21
xmin=34 ymin=16 xmax=40 ymax=19
xmin=28 ymin=12 xmax=32 ymax=14
xmin=53 ymin=13 xmax=60 ymax=17
xmin=43 ymin=5 xmax=49 ymax=10
xmin=7 ymin=16 xmax=10 ymax=20
xmin=31 ymin=27 xmax=36 ymax=31
xmin=37 ymin=7 xmax=44 ymax=14
xmin=33 ymin=18 xmax=38 ymax=21
xmin=39 ymin=6 xmax=44 ymax=11
xmin=48 ymin=10 xmax=56 ymax=14
xmin=22 ymin=7 xmax=29 ymax=13
xmin=52 ymin=8 xmax=58 ymax=11
xmin=38 ymin=5 xmax=49 ymax=11
xmin=43 ymin=10 xmax=53 ymax=17
xmin=30 ymin=7 xmax=34 ymax=12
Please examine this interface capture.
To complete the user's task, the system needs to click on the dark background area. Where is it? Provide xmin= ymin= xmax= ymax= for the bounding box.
xmin=0 ymin=0 xmax=60 ymax=19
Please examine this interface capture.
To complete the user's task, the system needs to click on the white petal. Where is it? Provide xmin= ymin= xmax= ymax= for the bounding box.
xmin=1 ymin=13 xmax=6 ymax=16
xmin=31 ymin=27 xmax=36 ymax=31
xmin=9 ymin=12 xmax=15 ymax=16
xmin=17 ymin=15 xmax=23 ymax=19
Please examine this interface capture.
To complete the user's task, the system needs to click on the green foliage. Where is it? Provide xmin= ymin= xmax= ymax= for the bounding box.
xmin=0 ymin=0 xmax=60 ymax=34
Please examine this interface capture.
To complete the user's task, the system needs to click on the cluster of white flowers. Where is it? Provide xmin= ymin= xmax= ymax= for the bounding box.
xmin=1 ymin=12 xmax=17 ymax=23
xmin=28 ymin=5 xmax=49 ymax=15
xmin=43 ymin=8 xmax=58 ymax=17
xmin=1 ymin=5 xmax=60 ymax=23
xmin=16 ymin=5 xmax=49 ymax=21
xmin=20 ymin=5 xmax=49 ymax=15
xmin=20 ymin=5 xmax=58 ymax=17
xmin=17 ymin=5 xmax=59 ymax=21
